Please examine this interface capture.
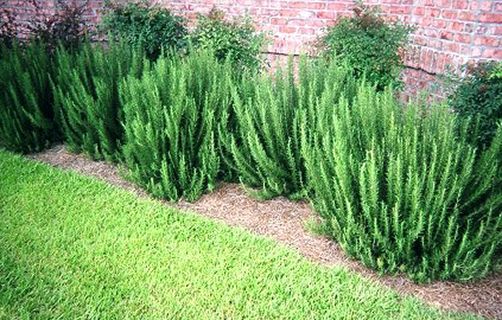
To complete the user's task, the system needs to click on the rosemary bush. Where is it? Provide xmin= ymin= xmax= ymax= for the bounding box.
xmin=52 ymin=41 xmax=146 ymax=160
xmin=121 ymin=50 xmax=234 ymax=201
xmin=224 ymin=58 xmax=357 ymax=198
xmin=0 ymin=42 xmax=57 ymax=153
xmin=1 ymin=36 xmax=500 ymax=283
xmin=304 ymin=83 xmax=502 ymax=282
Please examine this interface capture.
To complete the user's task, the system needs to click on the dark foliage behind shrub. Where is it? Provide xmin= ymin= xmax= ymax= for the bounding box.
xmin=27 ymin=0 xmax=89 ymax=51
xmin=317 ymin=2 xmax=412 ymax=89
xmin=191 ymin=7 xmax=266 ymax=71
xmin=450 ymin=61 xmax=502 ymax=150
xmin=0 ymin=4 xmax=18 ymax=47
xmin=0 ymin=0 xmax=89 ymax=50
xmin=100 ymin=1 xmax=187 ymax=59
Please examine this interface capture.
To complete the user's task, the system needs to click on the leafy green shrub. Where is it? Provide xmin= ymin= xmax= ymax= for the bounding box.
xmin=121 ymin=50 xmax=234 ymax=201
xmin=100 ymin=1 xmax=187 ymax=59
xmin=51 ymin=41 xmax=146 ymax=160
xmin=0 ymin=42 xmax=58 ymax=153
xmin=304 ymin=83 xmax=502 ymax=282
xmin=191 ymin=7 xmax=266 ymax=71
xmin=317 ymin=1 xmax=412 ymax=89
xmin=224 ymin=58 xmax=357 ymax=198
xmin=450 ymin=61 xmax=502 ymax=149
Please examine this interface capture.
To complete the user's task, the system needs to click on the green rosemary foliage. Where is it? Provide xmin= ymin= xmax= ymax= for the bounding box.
xmin=0 ymin=42 xmax=57 ymax=153
xmin=51 ymin=41 xmax=146 ymax=160
xmin=1 ymin=40 xmax=500 ymax=283
xmin=121 ymin=50 xmax=234 ymax=201
xmin=225 ymin=57 xmax=357 ymax=199
xmin=304 ymin=83 xmax=502 ymax=282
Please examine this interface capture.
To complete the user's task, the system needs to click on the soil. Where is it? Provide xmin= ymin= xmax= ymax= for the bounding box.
xmin=29 ymin=145 xmax=502 ymax=319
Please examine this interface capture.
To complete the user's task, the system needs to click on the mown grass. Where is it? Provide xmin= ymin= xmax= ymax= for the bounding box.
xmin=0 ymin=151 xmax=478 ymax=319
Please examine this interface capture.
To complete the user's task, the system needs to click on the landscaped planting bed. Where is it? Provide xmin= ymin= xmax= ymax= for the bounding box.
xmin=0 ymin=151 xmax=479 ymax=319
xmin=2 ymin=43 xmax=500 ymax=282
xmin=29 ymin=144 xmax=502 ymax=318
xmin=1 ymin=2 xmax=501 ymax=318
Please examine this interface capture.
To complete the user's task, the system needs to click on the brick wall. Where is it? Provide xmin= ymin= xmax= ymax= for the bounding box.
xmin=2 ymin=0 xmax=501 ymax=98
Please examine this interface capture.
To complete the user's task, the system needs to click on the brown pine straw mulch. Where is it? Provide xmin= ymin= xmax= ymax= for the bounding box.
xmin=29 ymin=145 xmax=502 ymax=319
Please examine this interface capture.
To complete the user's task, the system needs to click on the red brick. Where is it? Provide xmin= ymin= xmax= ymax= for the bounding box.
xmin=279 ymin=9 xmax=301 ymax=17
xmin=388 ymin=5 xmax=412 ymax=14
xmin=432 ymin=19 xmax=447 ymax=28
xmin=261 ymin=9 xmax=280 ymax=16
xmin=457 ymin=11 xmax=476 ymax=21
xmin=298 ymin=27 xmax=315 ymax=35
xmin=494 ymin=26 xmax=502 ymax=35
xmin=304 ymin=19 xmax=326 ymax=27
xmin=413 ymin=6 xmax=425 ymax=15
xmin=464 ymin=23 xmax=476 ymax=33
xmin=438 ymin=0 xmax=452 ymax=7
xmin=270 ymin=18 xmax=287 ymax=25
xmin=441 ymin=9 xmax=457 ymax=19
xmin=439 ymin=31 xmax=454 ymax=40
xmin=278 ymin=26 xmax=297 ymax=34
xmin=430 ymin=39 xmax=444 ymax=50
xmin=415 ymin=36 xmax=427 ymax=46
xmin=327 ymin=3 xmax=349 ymax=11
xmin=422 ymin=16 xmax=433 ymax=26
xmin=478 ymin=14 xmax=502 ymax=24
xmin=453 ymin=33 xmax=471 ymax=43
xmin=289 ymin=2 xmax=326 ymax=10
xmin=473 ymin=36 xmax=500 ymax=47
xmin=316 ymin=11 xmax=336 ymax=19
xmin=471 ymin=1 xmax=493 ymax=11
xmin=450 ymin=21 xmax=464 ymax=31
xmin=424 ymin=7 xmax=441 ymax=17
xmin=287 ymin=19 xmax=306 ymax=27
xmin=471 ymin=47 xmax=483 ymax=57
xmin=5 ymin=0 xmax=501 ymax=97
xmin=482 ymin=48 xmax=502 ymax=59
xmin=423 ymin=28 xmax=439 ymax=37
xmin=452 ymin=0 xmax=468 ymax=9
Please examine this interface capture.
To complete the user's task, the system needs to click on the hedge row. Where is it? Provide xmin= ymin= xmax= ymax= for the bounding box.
xmin=0 ymin=42 xmax=500 ymax=282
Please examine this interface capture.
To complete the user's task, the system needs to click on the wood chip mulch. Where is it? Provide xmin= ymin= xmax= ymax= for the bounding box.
xmin=29 ymin=145 xmax=502 ymax=319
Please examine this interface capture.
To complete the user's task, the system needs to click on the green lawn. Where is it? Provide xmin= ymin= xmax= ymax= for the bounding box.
xmin=0 ymin=151 xmax=477 ymax=319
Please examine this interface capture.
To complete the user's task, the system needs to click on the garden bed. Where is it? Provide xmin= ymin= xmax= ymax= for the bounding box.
xmin=2 ymin=2 xmax=501 ymax=318
xmin=1 ymin=150 xmax=476 ymax=319
xmin=29 ymin=145 xmax=502 ymax=319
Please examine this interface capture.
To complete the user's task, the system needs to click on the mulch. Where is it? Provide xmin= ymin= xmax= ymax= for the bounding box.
xmin=29 ymin=145 xmax=502 ymax=319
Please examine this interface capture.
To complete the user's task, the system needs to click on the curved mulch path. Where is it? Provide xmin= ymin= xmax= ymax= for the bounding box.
xmin=29 ymin=145 xmax=502 ymax=319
